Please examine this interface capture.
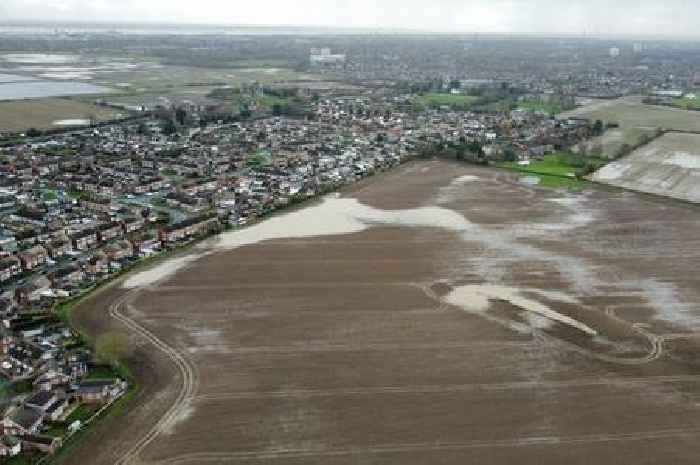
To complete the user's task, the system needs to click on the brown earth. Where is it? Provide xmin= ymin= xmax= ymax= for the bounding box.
xmin=70 ymin=160 xmax=700 ymax=464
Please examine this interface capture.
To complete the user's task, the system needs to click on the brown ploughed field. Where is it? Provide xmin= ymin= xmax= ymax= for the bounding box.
xmin=70 ymin=160 xmax=700 ymax=465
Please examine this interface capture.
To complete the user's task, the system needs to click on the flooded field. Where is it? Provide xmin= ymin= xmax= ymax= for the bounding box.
xmin=0 ymin=74 xmax=112 ymax=100
xmin=594 ymin=132 xmax=700 ymax=202
xmin=1 ymin=53 xmax=81 ymax=64
xmin=71 ymin=160 xmax=700 ymax=465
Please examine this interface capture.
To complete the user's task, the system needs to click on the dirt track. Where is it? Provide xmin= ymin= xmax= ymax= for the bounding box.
xmin=70 ymin=160 xmax=700 ymax=464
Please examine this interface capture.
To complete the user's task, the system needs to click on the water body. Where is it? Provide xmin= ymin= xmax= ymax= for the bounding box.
xmin=1 ymin=53 xmax=80 ymax=64
xmin=53 ymin=119 xmax=91 ymax=126
xmin=0 ymin=77 xmax=112 ymax=100
xmin=0 ymin=73 xmax=38 ymax=83
xmin=123 ymin=196 xmax=470 ymax=289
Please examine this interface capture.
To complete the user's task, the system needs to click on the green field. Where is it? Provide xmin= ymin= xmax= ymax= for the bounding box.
xmin=498 ymin=153 xmax=608 ymax=190
xmin=522 ymin=173 xmax=588 ymax=190
xmin=672 ymin=96 xmax=700 ymax=110
xmin=0 ymin=98 xmax=122 ymax=133
xmin=415 ymin=93 xmax=480 ymax=110
xmin=517 ymin=100 xmax=563 ymax=116
xmin=65 ymin=405 xmax=98 ymax=424
xmin=85 ymin=365 xmax=120 ymax=380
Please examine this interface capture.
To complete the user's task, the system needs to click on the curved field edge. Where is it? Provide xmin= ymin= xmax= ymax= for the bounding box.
xmin=39 ymin=165 xmax=405 ymax=465
xmin=44 ymin=239 xmax=214 ymax=465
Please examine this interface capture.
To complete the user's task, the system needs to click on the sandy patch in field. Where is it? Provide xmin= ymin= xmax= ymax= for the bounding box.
xmin=123 ymin=170 xmax=695 ymax=333
xmin=510 ymin=195 xmax=596 ymax=235
xmin=435 ymin=175 xmax=481 ymax=203
xmin=123 ymin=254 xmax=203 ymax=288
xmin=124 ymin=196 xmax=473 ymax=289
xmin=594 ymin=162 xmax=631 ymax=181
xmin=444 ymin=284 xmax=597 ymax=336
xmin=160 ymin=401 xmax=194 ymax=436
xmin=663 ymin=152 xmax=700 ymax=169
xmin=184 ymin=326 xmax=231 ymax=355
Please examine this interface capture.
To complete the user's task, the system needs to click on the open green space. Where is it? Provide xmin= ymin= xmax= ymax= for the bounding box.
xmin=517 ymin=100 xmax=563 ymax=116
xmin=247 ymin=150 xmax=273 ymax=168
xmin=523 ymin=173 xmax=588 ymax=190
xmin=65 ymin=405 xmax=98 ymax=425
xmin=672 ymin=96 xmax=700 ymax=110
xmin=6 ymin=454 xmax=38 ymax=465
xmin=85 ymin=365 xmax=120 ymax=381
xmin=0 ymin=98 xmax=122 ymax=133
xmin=497 ymin=152 xmax=608 ymax=190
xmin=414 ymin=92 xmax=480 ymax=110
xmin=45 ymin=422 xmax=69 ymax=438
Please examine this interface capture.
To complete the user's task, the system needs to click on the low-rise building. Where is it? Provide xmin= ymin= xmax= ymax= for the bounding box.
xmin=158 ymin=215 xmax=220 ymax=244
xmin=0 ymin=256 xmax=22 ymax=282
xmin=70 ymin=229 xmax=98 ymax=251
xmin=2 ymin=407 xmax=43 ymax=436
xmin=18 ymin=246 xmax=48 ymax=272
xmin=0 ymin=435 xmax=21 ymax=458
xmin=76 ymin=379 xmax=125 ymax=404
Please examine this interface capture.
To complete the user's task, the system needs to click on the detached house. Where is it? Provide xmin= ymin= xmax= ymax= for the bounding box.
xmin=46 ymin=239 xmax=72 ymax=260
xmin=26 ymin=391 xmax=67 ymax=422
xmin=50 ymin=264 xmax=84 ymax=289
xmin=80 ymin=197 xmax=113 ymax=214
xmin=123 ymin=217 xmax=145 ymax=234
xmin=22 ymin=435 xmax=62 ymax=455
xmin=2 ymin=407 xmax=42 ymax=436
xmin=0 ymin=256 xmax=22 ymax=282
xmin=0 ymin=436 xmax=21 ymax=458
xmin=18 ymin=246 xmax=48 ymax=272
xmin=103 ymin=240 xmax=133 ymax=262
xmin=70 ymin=229 xmax=98 ymax=251
xmin=97 ymin=222 xmax=123 ymax=243
xmin=85 ymin=253 xmax=109 ymax=275
xmin=76 ymin=379 xmax=126 ymax=404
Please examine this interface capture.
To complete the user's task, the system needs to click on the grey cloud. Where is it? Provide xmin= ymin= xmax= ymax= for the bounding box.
xmin=1 ymin=0 xmax=699 ymax=38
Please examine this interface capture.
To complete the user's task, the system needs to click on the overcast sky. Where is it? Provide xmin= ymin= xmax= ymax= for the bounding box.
xmin=1 ymin=0 xmax=699 ymax=38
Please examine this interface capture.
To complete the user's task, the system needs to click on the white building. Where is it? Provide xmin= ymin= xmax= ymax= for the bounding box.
xmin=310 ymin=48 xmax=346 ymax=66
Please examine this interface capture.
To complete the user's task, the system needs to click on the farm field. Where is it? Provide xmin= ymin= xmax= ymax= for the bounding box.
xmin=69 ymin=160 xmax=700 ymax=465
xmin=561 ymin=97 xmax=700 ymax=132
xmin=0 ymin=98 xmax=122 ymax=132
xmin=561 ymin=97 xmax=700 ymax=157
xmin=593 ymin=132 xmax=700 ymax=202
xmin=582 ymin=126 xmax=658 ymax=159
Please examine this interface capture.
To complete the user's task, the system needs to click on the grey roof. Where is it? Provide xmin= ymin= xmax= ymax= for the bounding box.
xmin=9 ymin=407 xmax=42 ymax=430
xmin=26 ymin=390 xmax=54 ymax=408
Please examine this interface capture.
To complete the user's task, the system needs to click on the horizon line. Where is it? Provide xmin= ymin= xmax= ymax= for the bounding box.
xmin=1 ymin=19 xmax=700 ymax=42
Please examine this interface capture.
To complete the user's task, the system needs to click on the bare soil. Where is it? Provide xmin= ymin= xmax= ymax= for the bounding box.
xmin=70 ymin=160 xmax=700 ymax=464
